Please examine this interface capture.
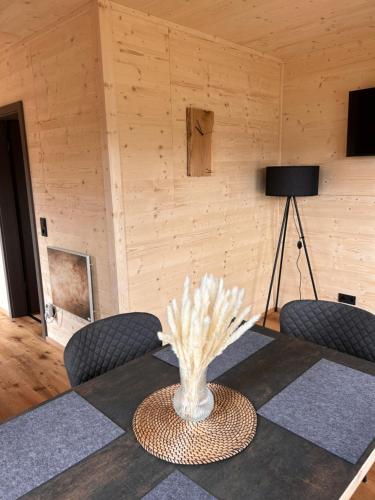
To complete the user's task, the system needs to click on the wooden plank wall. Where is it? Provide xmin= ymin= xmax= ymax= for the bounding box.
xmin=0 ymin=3 xmax=117 ymax=344
xmin=0 ymin=0 xmax=371 ymax=342
xmin=104 ymin=2 xmax=283 ymax=325
xmin=280 ymin=40 xmax=375 ymax=312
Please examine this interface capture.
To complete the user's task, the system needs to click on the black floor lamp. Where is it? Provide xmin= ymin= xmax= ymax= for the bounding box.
xmin=263 ymin=165 xmax=320 ymax=327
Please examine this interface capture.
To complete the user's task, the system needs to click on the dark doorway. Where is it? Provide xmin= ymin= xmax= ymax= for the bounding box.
xmin=0 ymin=102 xmax=45 ymax=336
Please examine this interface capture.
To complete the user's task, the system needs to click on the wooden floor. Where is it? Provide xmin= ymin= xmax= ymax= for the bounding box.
xmin=0 ymin=312 xmax=69 ymax=423
xmin=0 ymin=310 xmax=372 ymax=498
xmin=259 ymin=311 xmax=281 ymax=332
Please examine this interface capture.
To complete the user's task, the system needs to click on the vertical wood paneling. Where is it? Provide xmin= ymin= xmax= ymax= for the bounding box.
xmin=107 ymin=3 xmax=282 ymax=325
xmin=97 ymin=0 xmax=129 ymax=312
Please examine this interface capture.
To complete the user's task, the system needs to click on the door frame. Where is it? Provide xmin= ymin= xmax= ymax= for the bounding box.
xmin=0 ymin=101 xmax=46 ymax=337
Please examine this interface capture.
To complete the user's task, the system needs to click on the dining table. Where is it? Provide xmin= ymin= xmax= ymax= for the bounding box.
xmin=2 ymin=325 xmax=375 ymax=500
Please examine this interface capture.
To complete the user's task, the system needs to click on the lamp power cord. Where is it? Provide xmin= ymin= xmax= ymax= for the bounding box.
xmin=292 ymin=202 xmax=303 ymax=300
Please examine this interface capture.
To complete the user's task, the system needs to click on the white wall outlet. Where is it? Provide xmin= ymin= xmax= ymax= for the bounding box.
xmin=45 ymin=303 xmax=57 ymax=320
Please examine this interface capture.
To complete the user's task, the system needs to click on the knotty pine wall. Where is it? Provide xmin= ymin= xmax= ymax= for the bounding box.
xmin=0 ymin=3 xmax=116 ymax=344
xmin=280 ymin=41 xmax=375 ymax=312
xmin=103 ymin=2 xmax=283 ymax=324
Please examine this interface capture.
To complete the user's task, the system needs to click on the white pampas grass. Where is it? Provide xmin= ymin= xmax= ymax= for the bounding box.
xmin=158 ymin=274 xmax=260 ymax=385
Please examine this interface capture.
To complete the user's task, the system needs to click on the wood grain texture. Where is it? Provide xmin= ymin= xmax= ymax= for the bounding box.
xmin=3 ymin=1 xmax=374 ymax=63
xmin=25 ymin=327 xmax=375 ymax=499
xmin=0 ymin=312 xmax=69 ymax=423
xmin=111 ymin=0 xmax=375 ymax=60
xmin=0 ymin=3 xmax=117 ymax=345
xmin=96 ymin=0 xmax=130 ymax=312
xmin=0 ymin=0 xmax=87 ymax=51
xmin=103 ymin=2 xmax=282 ymax=327
xmin=259 ymin=310 xmax=280 ymax=332
xmin=279 ymin=41 xmax=375 ymax=313
xmin=353 ymin=465 xmax=375 ymax=500
xmin=186 ymin=107 xmax=214 ymax=176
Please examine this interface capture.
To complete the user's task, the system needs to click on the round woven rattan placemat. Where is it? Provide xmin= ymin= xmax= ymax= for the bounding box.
xmin=133 ymin=383 xmax=257 ymax=464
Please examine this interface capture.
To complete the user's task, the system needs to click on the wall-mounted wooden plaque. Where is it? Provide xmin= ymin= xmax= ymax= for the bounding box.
xmin=186 ymin=107 xmax=214 ymax=177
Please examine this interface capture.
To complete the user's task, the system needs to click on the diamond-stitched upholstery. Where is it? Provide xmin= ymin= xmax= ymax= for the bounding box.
xmin=280 ymin=300 xmax=375 ymax=362
xmin=64 ymin=313 xmax=162 ymax=386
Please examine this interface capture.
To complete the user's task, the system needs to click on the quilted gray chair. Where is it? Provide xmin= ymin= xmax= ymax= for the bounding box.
xmin=280 ymin=300 xmax=375 ymax=362
xmin=64 ymin=312 xmax=162 ymax=386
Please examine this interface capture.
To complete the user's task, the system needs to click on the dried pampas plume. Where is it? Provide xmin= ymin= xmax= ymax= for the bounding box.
xmin=158 ymin=274 xmax=260 ymax=373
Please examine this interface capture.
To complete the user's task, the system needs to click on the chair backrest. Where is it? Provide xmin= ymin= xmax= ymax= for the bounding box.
xmin=280 ymin=300 xmax=375 ymax=362
xmin=64 ymin=312 xmax=162 ymax=386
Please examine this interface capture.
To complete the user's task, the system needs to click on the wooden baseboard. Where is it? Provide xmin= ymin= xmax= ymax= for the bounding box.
xmin=0 ymin=306 xmax=10 ymax=317
xmin=46 ymin=336 xmax=65 ymax=351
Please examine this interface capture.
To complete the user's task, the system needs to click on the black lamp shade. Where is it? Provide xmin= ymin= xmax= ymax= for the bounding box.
xmin=265 ymin=165 xmax=319 ymax=197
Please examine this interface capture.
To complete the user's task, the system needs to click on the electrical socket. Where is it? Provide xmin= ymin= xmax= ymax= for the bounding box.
xmin=45 ymin=303 xmax=57 ymax=320
xmin=338 ymin=293 xmax=356 ymax=305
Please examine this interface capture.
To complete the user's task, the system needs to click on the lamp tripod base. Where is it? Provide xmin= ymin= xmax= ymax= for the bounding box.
xmin=262 ymin=196 xmax=318 ymax=327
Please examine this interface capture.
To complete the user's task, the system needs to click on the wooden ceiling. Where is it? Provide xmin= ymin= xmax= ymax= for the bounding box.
xmin=114 ymin=0 xmax=375 ymax=60
xmin=0 ymin=0 xmax=373 ymax=59
xmin=0 ymin=0 xmax=85 ymax=50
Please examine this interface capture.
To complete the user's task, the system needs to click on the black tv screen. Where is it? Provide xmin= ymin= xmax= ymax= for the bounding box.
xmin=347 ymin=87 xmax=375 ymax=156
